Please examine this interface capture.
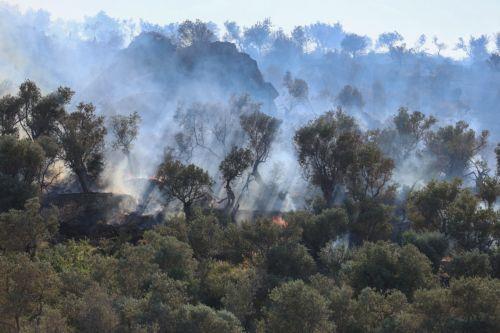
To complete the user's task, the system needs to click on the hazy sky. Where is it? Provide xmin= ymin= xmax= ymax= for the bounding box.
xmin=4 ymin=0 xmax=500 ymax=46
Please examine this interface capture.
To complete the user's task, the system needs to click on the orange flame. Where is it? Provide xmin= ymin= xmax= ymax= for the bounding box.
xmin=272 ymin=215 xmax=288 ymax=228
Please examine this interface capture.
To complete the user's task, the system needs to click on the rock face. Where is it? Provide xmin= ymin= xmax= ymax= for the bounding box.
xmin=85 ymin=32 xmax=278 ymax=114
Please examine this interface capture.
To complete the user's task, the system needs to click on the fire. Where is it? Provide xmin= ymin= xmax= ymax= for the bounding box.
xmin=272 ymin=215 xmax=287 ymax=228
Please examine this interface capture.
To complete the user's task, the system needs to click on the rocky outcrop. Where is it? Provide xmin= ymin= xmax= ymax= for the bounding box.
xmin=85 ymin=32 xmax=278 ymax=113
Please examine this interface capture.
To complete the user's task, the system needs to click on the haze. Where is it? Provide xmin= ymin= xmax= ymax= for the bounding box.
xmin=5 ymin=0 xmax=500 ymax=55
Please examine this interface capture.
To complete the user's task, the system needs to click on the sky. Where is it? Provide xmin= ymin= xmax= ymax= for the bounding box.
xmin=4 ymin=0 xmax=500 ymax=48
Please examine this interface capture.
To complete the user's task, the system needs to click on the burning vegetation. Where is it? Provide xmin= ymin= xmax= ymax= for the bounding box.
xmin=0 ymin=7 xmax=499 ymax=333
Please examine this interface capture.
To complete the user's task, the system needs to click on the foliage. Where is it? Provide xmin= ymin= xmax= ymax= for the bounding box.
xmin=57 ymin=102 xmax=107 ymax=192
xmin=110 ymin=111 xmax=141 ymax=155
xmin=425 ymin=121 xmax=488 ymax=179
xmin=0 ymin=78 xmax=499 ymax=331
xmin=0 ymin=253 xmax=60 ymax=332
xmin=446 ymin=250 xmax=492 ymax=278
xmin=401 ymin=231 xmax=449 ymax=270
xmin=177 ymin=20 xmax=216 ymax=47
xmin=265 ymin=280 xmax=333 ymax=333
xmin=345 ymin=241 xmax=435 ymax=297
xmin=294 ymin=109 xmax=360 ymax=205
xmin=0 ymin=198 xmax=58 ymax=256
xmin=156 ymin=156 xmax=213 ymax=220
xmin=0 ymin=135 xmax=44 ymax=211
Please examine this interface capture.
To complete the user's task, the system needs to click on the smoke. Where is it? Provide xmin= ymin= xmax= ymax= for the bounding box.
xmin=1 ymin=3 xmax=499 ymax=212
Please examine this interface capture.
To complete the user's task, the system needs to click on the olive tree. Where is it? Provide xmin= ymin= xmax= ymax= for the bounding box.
xmin=110 ymin=111 xmax=140 ymax=156
xmin=265 ymin=280 xmax=333 ymax=333
xmin=294 ymin=109 xmax=360 ymax=205
xmin=0 ymin=136 xmax=45 ymax=211
xmin=219 ymin=146 xmax=253 ymax=216
xmin=17 ymin=80 xmax=74 ymax=140
xmin=425 ymin=121 xmax=488 ymax=179
xmin=156 ymin=156 xmax=213 ymax=220
xmin=0 ymin=94 xmax=20 ymax=136
xmin=0 ymin=198 xmax=58 ymax=257
xmin=57 ymin=103 xmax=107 ymax=193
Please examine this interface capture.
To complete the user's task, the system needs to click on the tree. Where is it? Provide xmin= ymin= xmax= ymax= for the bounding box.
xmin=343 ymin=140 xmax=396 ymax=243
xmin=377 ymin=31 xmax=404 ymax=50
xmin=233 ymin=110 xmax=280 ymax=212
xmin=177 ymin=20 xmax=216 ymax=47
xmin=309 ymin=276 xmax=355 ymax=332
xmin=350 ymin=288 xmax=409 ymax=333
xmin=243 ymin=18 xmax=272 ymax=56
xmin=432 ymin=36 xmax=447 ymax=56
xmin=156 ymin=156 xmax=212 ymax=220
xmin=1 ymin=81 xmax=71 ymax=194
xmin=239 ymin=110 xmax=281 ymax=183
xmin=294 ymin=109 xmax=360 ymax=205
xmin=446 ymin=250 xmax=492 ymax=278
xmin=117 ymin=242 xmax=158 ymax=298
xmin=83 ymin=11 xmax=125 ymax=47
xmin=0 ymin=94 xmax=20 ymax=136
xmin=265 ymin=280 xmax=333 ymax=333
xmin=448 ymin=277 xmax=500 ymax=332
xmin=283 ymin=72 xmax=309 ymax=101
xmin=456 ymin=35 xmax=490 ymax=62
xmin=425 ymin=121 xmax=488 ymax=179
xmin=346 ymin=142 xmax=396 ymax=202
xmin=219 ymin=146 xmax=253 ymax=215
xmin=0 ymin=253 xmax=60 ymax=332
xmin=345 ymin=242 xmax=435 ymax=297
xmin=174 ymin=304 xmax=243 ymax=333
xmin=57 ymin=103 xmax=107 ymax=193
xmin=305 ymin=22 xmax=344 ymax=52
xmin=142 ymin=273 xmax=188 ymax=331
xmin=36 ymin=135 xmax=63 ymax=192
xmin=495 ymin=143 xmax=500 ymax=177
xmin=0 ymin=198 xmax=58 ymax=256
xmin=201 ymin=260 xmax=258 ymax=323
xmin=407 ymin=178 xmax=462 ymax=233
xmin=75 ymin=286 xmax=119 ymax=333
xmin=187 ymin=214 xmax=223 ymax=259
xmin=414 ymin=34 xmax=427 ymax=53
xmin=269 ymin=30 xmax=299 ymax=59
xmin=110 ymin=111 xmax=140 ymax=156
xmin=223 ymin=21 xmax=241 ymax=45
xmin=266 ymin=243 xmax=317 ymax=280
xmin=318 ymin=244 xmax=352 ymax=278
xmin=174 ymin=96 xmax=253 ymax=161
xmin=336 ymin=85 xmax=364 ymax=109
xmin=142 ymin=231 xmax=198 ymax=283
xmin=401 ymin=231 xmax=449 ymax=271
xmin=477 ymin=175 xmax=500 ymax=209
xmin=445 ymin=190 xmax=498 ymax=251
xmin=341 ymin=33 xmax=370 ymax=57
xmin=371 ymin=107 xmax=436 ymax=162
xmin=287 ymin=208 xmax=348 ymax=256
xmin=220 ymin=267 xmax=258 ymax=325
xmin=345 ymin=199 xmax=394 ymax=243
xmin=291 ymin=26 xmax=307 ymax=51
xmin=408 ymin=179 xmax=498 ymax=251
xmin=17 ymin=80 xmax=73 ymax=141
xmin=0 ymin=136 xmax=45 ymax=212
xmin=411 ymin=288 xmax=451 ymax=332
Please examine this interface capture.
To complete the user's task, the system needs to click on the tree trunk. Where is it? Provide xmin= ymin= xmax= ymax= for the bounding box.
xmin=126 ymin=152 xmax=136 ymax=177
xmin=225 ymin=182 xmax=235 ymax=213
xmin=252 ymin=164 xmax=264 ymax=185
xmin=183 ymin=202 xmax=193 ymax=221
xmin=322 ymin=186 xmax=334 ymax=207
xmin=75 ymin=168 xmax=91 ymax=193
